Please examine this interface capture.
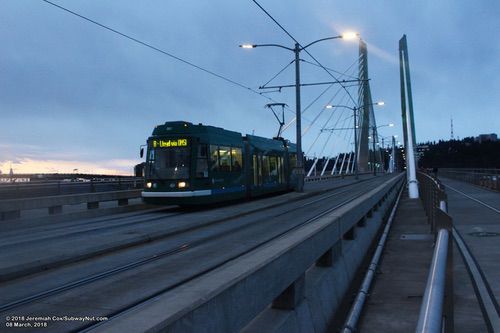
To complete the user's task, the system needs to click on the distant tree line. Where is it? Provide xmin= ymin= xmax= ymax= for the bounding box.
xmin=419 ymin=137 xmax=500 ymax=169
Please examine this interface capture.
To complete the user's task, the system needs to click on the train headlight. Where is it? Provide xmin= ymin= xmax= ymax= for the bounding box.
xmin=146 ymin=182 xmax=153 ymax=188
xmin=178 ymin=181 xmax=187 ymax=188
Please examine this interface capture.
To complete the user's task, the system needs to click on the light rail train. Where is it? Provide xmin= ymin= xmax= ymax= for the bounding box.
xmin=141 ymin=121 xmax=298 ymax=205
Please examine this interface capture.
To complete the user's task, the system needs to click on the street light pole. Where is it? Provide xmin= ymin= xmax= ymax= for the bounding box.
xmin=294 ymin=42 xmax=304 ymax=192
xmin=240 ymin=33 xmax=359 ymax=192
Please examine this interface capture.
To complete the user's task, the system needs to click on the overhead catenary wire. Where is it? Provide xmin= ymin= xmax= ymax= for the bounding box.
xmin=250 ymin=0 xmax=359 ymax=108
xmin=301 ymin=58 xmax=361 ymax=81
xmin=302 ymin=62 xmax=358 ymax=137
xmin=40 ymin=0 xmax=285 ymax=106
xmin=305 ymin=99 xmax=350 ymax=156
xmin=303 ymin=88 xmax=350 ymax=137
xmin=260 ymin=59 xmax=296 ymax=89
xmin=281 ymin=61 xmax=358 ymax=134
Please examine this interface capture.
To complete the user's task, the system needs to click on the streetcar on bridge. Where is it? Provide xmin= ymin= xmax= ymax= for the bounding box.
xmin=141 ymin=121 xmax=297 ymax=205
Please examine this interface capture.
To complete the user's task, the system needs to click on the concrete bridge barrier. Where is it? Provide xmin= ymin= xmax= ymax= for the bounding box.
xmin=0 ymin=190 xmax=142 ymax=221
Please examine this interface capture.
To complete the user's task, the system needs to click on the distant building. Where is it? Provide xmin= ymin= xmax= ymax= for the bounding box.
xmin=475 ymin=133 xmax=498 ymax=143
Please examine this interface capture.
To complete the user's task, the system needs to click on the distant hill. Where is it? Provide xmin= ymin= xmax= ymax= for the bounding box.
xmin=418 ymin=137 xmax=500 ymax=168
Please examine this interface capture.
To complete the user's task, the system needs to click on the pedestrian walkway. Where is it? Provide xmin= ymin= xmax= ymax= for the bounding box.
xmin=357 ymin=186 xmax=487 ymax=332
xmin=357 ymin=191 xmax=434 ymax=332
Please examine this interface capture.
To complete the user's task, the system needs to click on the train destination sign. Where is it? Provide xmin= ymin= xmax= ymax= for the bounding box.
xmin=152 ymin=138 xmax=188 ymax=148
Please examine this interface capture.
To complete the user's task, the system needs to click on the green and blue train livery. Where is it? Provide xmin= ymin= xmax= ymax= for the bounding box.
xmin=141 ymin=121 xmax=297 ymax=205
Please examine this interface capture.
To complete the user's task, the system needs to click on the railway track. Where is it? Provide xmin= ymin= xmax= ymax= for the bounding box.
xmin=0 ymin=175 xmax=381 ymax=282
xmin=0 ymin=175 xmax=396 ymax=332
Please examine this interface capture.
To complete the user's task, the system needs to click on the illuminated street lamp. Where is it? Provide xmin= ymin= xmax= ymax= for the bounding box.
xmin=240 ymin=32 xmax=359 ymax=192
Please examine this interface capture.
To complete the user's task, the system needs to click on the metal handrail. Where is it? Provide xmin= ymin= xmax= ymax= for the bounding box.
xmin=416 ymin=171 xmax=454 ymax=333
xmin=439 ymin=168 xmax=499 ymax=191
xmin=416 ymin=229 xmax=449 ymax=333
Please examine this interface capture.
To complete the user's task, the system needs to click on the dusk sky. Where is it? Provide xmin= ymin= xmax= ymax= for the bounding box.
xmin=1 ymin=1 xmax=499 ymax=175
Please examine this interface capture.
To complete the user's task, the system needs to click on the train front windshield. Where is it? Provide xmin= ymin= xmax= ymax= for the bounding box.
xmin=147 ymin=145 xmax=190 ymax=180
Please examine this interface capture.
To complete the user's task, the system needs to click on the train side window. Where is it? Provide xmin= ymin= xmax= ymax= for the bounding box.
xmin=231 ymin=147 xmax=242 ymax=172
xmin=258 ymin=154 xmax=263 ymax=185
xmin=269 ymin=156 xmax=278 ymax=177
xmin=252 ymin=154 xmax=257 ymax=185
xmin=278 ymin=157 xmax=284 ymax=183
xmin=196 ymin=144 xmax=209 ymax=178
xmin=210 ymin=145 xmax=219 ymax=172
xmin=219 ymin=146 xmax=231 ymax=172
xmin=262 ymin=155 xmax=270 ymax=180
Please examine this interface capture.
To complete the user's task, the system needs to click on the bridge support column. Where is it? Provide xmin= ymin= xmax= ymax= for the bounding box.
xmin=272 ymin=273 xmax=305 ymax=310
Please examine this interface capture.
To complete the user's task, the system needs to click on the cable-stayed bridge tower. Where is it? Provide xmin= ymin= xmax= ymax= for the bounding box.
xmin=357 ymin=40 xmax=380 ymax=173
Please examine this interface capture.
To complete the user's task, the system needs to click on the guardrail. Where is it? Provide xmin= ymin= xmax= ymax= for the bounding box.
xmin=88 ymin=174 xmax=405 ymax=333
xmin=439 ymin=168 xmax=499 ymax=191
xmin=0 ymin=178 xmax=144 ymax=200
xmin=0 ymin=190 xmax=142 ymax=221
xmin=416 ymin=172 xmax=454 ymax=333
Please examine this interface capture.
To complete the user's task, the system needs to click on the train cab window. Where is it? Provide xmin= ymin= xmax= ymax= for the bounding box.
xmin=231 ymin=148 xmax=242 ymax=172
xmin=210 ymin=145 xmax=219 ymax=172
xmin=147 ymin=145 xmax=190 ymax=180
xmin=219 ymin=146 xmax=231 ymax=172
xmin=196 ymin=144 xmax=209 ymax=178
